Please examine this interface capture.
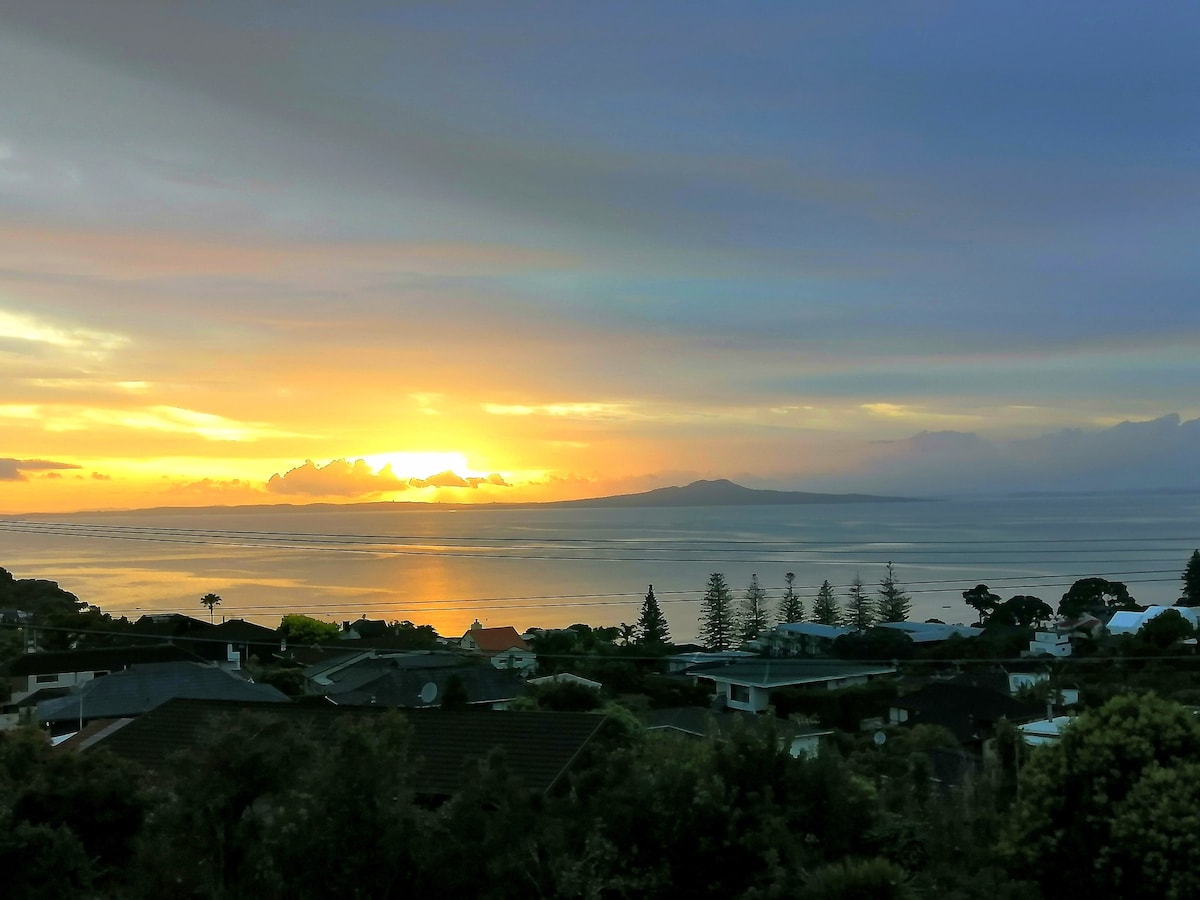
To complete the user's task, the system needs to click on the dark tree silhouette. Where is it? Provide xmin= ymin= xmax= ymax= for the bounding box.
xmin=811 ymin=580 xmax=841 ymax=626
xmin=636 ymin=585 xmax=671 ymax=646
xmin=698 ymin=573 xmax=735 ymax=650
xmin=200 ymin=593 xmax=222 ymax=624
xmin=876 ymin=563 xmax=911 ymax=623
xmin=778 ymin=572 xmax=804 ymax=623
xmin=739 ymin=573 xmax=770 ymax=641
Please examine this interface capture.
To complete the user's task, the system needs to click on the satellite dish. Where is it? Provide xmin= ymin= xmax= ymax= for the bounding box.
xmin=419 ymin=682 xmax=438 ymax=705
xmin=873 ymin=730 xmax=887 ymax=747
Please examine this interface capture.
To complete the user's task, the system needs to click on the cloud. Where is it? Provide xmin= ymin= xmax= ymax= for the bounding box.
xmin=805 ymin=414 xmax=1200 ymax=494
xmin=0 ymin=308 xmax=128 ymax=359
xmin=266 ymin=458 xmax=409 ymax=497
xmin=482 ymin=401 xmax=633 ymax=419
xmin=408 ymin=470 xmax=511 ymax=489
xmin=14 ymin=404 xmax=296 ymax=442
xmin=91 ymin=471 xmax=111 ymax=480
xmin=0 ymin=457 xmax=81 ymax=480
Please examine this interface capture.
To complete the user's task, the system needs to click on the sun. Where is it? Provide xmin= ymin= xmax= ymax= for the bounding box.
xmin=359 ymin=451 xmax=474 ymax=479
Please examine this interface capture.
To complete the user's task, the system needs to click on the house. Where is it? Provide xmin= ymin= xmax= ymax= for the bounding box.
xmin=1018 ymin=715 xmax=1075 ymax=746
xmin=340 ymin=617 xmax=391 ymax=640
xmin=460 ymin=621 xmax=536 ymax=673
xmin=324 ymin=662 xmax=527 ymax=710
xmin=1107 ymin=605 xmax=1200 ymax=636
xmin=665 ymin=650 xmax=757 ymax=673
xmin=304 ymin=650 xmax=466 ymax=692
xmin=876 ymin=621 xmax=984 ymax=644
xmin=199 ymin=618 xmax=280 ymax=665
xmin=686 ymin=659 xmax=897 ymax=713
xmin=644 ymin=706 xmax=834 ymax=758
xmin=766 ymin=622 xmax=853 ymax=657
xmin=35 ymin=661 xmax=288 ymax=736
xmin=76 ymin=697 xmax=613 ymax=797
xmin=1 ymin=644 xmax=205 ymax=728
xmin=527 ymin=672 xmax=602 ymax=691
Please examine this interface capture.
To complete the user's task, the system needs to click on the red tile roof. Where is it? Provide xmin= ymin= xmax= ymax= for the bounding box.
xmin=462 ymin=626 xmax=529 ymax=653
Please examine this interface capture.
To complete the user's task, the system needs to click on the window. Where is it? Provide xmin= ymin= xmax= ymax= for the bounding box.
xmin=730 ymin=683 xmax=751 ymax=704
xmin=35 ymin=674 xmax=58 ymax=684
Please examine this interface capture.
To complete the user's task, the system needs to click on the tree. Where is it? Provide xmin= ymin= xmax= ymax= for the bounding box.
xmin=1181 ymin=550 xmax=1200 ymax=605
xmin=778 ymin=572 xmax=804 ymax=623
xmin=962 ymin=584 xmax=1001 ymax=624
xmin=1137 ymin=608 xmax=1195 ymax=649
xmin=698 ymin=573 xmax=735 ymax=651
xmin=1005 ymin=693 xmax=1200 ymax=896
xmin=876 ymin=562 xmax=911 ymax=623
xmin=844 ymin=574 xmax=873 ymax=630
xmin=200 ymin=593 xmax=222 ymax=624
xmin=1057 ymin=577 xmax=1139 ymax=619
xmin=739 ymin=574 xmax=770 ymax=641
xmin=811 ymin=580 xmax=840 ymax=626
xmin=278 ymin=614 xmax=340 ymax=644
xmin=636 ymin=585 xmax=671 ymax=647
xmin=990 ymin=595 xmax=1053 ymax=629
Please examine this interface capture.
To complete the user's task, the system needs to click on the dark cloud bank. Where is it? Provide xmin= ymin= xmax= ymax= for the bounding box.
xmin=266 ymin=459 xmax=509 ymax=497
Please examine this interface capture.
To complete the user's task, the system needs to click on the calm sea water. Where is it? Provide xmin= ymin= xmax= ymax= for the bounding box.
xmin=3 ymin=493 xmax=1198 ymax=643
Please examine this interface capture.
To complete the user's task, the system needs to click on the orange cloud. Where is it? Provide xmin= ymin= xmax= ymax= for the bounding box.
xmin=408 ymin=470 xmax=511 ymax=489
xmin=0 ymin=457 xmax=81 ymax=481
xmin=266 ymin=458 xmax=409 ymax=497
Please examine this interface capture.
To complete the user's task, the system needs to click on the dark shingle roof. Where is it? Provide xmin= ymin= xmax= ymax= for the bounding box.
xmin=644 ymin=706 xmax=832 ymax=741
xmin=84 ymin=698 xmax=609 ymax=795
xmin=36 ymin=662 xmax=288 ymax=722
xmin=329 ymin=665 xmax=526 ymax=708
xmin=689 ymin=659 xmax=896 ymax=687
xmin=4 ymin=644 xmax=204 ymax=677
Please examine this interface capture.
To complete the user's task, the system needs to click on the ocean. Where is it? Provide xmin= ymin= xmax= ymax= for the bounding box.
xmin=3 ymin=492 xmax=1199 ymax=643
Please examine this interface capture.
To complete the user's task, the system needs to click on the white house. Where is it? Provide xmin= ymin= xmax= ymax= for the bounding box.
xmin=687 ymin=659 xmax=896 ymax=713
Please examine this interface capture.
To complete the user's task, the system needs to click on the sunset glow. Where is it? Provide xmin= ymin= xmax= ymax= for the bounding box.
xmin=1 ymin=3 xmax=1198 ymax=517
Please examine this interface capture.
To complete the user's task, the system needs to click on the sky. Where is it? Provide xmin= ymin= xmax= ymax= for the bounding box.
xmin=3 ymin=1 xmax=1199 ymax=514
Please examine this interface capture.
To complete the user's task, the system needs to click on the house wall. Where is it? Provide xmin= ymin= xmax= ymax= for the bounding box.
xmin=489 ymin=650 xmax=536 ymax=673
xmin=8 ymin=670 xmax=106 ymax=708
xmin=789 ymin=734 xmax=823 ymax=759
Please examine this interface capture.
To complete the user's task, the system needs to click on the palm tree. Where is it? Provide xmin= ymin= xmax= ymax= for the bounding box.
xmin=200 ymin=593 xmax=222 ymax=624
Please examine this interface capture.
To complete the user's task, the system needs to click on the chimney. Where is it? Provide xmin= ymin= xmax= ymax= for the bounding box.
xmin=471 ymin=619 xmax=482 ymax=630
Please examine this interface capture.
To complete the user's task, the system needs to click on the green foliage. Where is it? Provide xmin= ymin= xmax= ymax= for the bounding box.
xmin=1181 ymin=550 xmax=1200 ymax=605
xmin=279 ymin=613 xmax=340 ymax=644
xmin=833 ymin=627 xmax=915 ymax=662
xmin=800 ymin=857 xmax=915 ymax=900
xmin=1058 ymin=577 xmax=1138 ymax=619
xmin=389 ymin=620 xmax=441 ymax=649
xmin=962 ymin=584 xmax=1001 ymax=624
xmin=812 ymin=579 xmax=841 ymax=626
xmin=1137 ymin=608 xmax=1195 ymax=649
xmin=698 ymin=572 xmax=735 ymax=650
xmin=200 ymin=592 xmax=222 ymax=622
xmin=636 ymin=584 xmax=671 ymax=647
xmin=0 ymin=727 xmax=148 ymax=896
xmin=740 ymin=573 xmax=771 ymax=640
xmin=1005 ymin=693 xmax=1200 ymax=895
xmin=771 ymin=680 xmax=899 ymax=732
xmin=845 ymin=574 xmax=874 ymax=630
xmin=990 ymin=595 xmax=1053 ymax=628
xmin=779 ymin=571 xmax=804 ymax=623
xmin=876 ymin=563 xmax=911 ymax=623
xmin=441 ymin=672 xmax=470 ymax=709
xmin=527 ymin=679 xmax=602 ymax=712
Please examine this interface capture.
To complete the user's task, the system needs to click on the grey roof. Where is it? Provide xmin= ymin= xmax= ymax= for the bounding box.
xmin=84 ymin=698 xmax=610 ymax=795
xmin=316 ymin=652 xmax=468 ymax=690
xmin=876 ymin=622 xmax=984 ymax=643
xmin=4 ymin=644 xmax=204 ymax=677
xmin=774 ymin=623 xmax=854 ymax=640
xmin=329 ymin=664 xmax=527 ymax=708
xmin=644 ymin=706 xmax=832 ymax=740
xmin=36 ymin=662 xmax=288 ymax=723
xmin=687 ymin=659 xmax=896 ymax=688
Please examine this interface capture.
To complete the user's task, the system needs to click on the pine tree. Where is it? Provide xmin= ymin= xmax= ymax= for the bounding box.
xmin=811 ymin=580 xmax=840 ymax=626
xmin=876 ymin=562 xmax=911 ymax=623
xmin=698 ymin=573 xmax=735 ymax=651
xmin=1182 ymin=550 xmax=1200 ymax=606
xmin=739 ymin=573 xmax=771 ymax=641
xmin=778 ymin=572 xmax=804 ymax=623
xmin=845 ymin=574 xmax=874 ymax=630
xmin=636 ymin=584 xmax=671 ymax=646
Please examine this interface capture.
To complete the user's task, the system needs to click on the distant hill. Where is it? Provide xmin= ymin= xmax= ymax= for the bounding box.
xmin=23 ymin=479 xmax=925 ymax=519
xmin=540 ymin=479 xmax=923 ymax=509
